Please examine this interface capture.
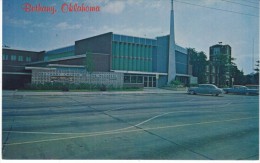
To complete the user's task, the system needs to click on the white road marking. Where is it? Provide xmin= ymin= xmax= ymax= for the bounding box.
xmin=3 ymin=116 xmax=257 ymax=146
xmin=2 ymin=109 xmax=244 ymax=134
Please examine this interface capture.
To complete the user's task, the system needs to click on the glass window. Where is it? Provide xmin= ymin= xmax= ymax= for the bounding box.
xmin=152 ymin=40 xmax=157 ymax=46
xmin=11 ymin=55 xmax=16 ymax=61
xmin=124 ymin=76 xmax=130 ymax=83
xmin=26 ymin=56 xmax=31 ymax=62
xmin=131 ymin=76 xmax=137 ymax=83
xmin=3 ymin=54 xmax=8 ymax=60
xmin=137 ymin=76 xmax=143 ymax=83
xmin=140 ymin=38 xmax=145 ymax=44
xmin=121 ymin=35 xmax=127 ymax=42
xmin=146 ymin=39 xmax=151 ymax=45
xmin=213 ymin=48 xmax=220 ymax=55
xmin=18 ymin=56 xmax=23 ymax=62
xmin=127 ymin=36 xmax=134 ymax=43
xmin=134 ymin=37 xmax=139 ymax=44
xmin=113 ymin=34 xmax=121 ymax=41
xmin=153 ymin=77 xmax=156 ymax=87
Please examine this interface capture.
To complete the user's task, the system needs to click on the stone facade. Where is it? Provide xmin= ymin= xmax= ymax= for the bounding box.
xmin=31 ymin=68 xmax=124 ymax=88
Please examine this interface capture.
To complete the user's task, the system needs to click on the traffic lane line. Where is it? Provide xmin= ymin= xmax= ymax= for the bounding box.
xmin=2 ymin=109 xmax=253 ymax=136
xmin=2 ymin=109 xmax=240 ymax=134
xmin=3 ymin=116 xmax=257 ymax=146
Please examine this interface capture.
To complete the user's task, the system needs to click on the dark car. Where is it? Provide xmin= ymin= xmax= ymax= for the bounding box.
xmin=223 ymin=85 xmax=259 ymax=95
xmin=188 ymin=84 xmax=223 ymax=96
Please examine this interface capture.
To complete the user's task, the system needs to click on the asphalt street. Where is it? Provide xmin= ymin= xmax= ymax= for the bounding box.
xmin=2 ymin=92 xmax=259 ymax=159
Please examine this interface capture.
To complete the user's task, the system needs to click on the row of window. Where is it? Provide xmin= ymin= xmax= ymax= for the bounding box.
xmin=113 ymin=34 xmax=157 ymax=46
xmin=3 ymin=54 xmax=31 ymax=62
xmin=124 ymin=75 xmax=157 ymax=87
xmin=113 ymin=56 xmax=152 ymax=61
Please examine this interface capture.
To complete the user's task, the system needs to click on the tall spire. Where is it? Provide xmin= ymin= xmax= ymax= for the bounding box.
xmin=168 ymin=0 xmax=176 ymax=83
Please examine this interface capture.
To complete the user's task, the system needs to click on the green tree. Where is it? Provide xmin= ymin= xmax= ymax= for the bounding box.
xmin=188 ymin=48 xmax=208 ymax=84
xmin=253 ymin=60 xmax=259 ymax=84
xmin=230 ymin=64 xmax=245 ymax=85
xmin=254 ymin=60 xmax=259 ymax=73
xmin=211 ymin=54 xmax=235 ymax=87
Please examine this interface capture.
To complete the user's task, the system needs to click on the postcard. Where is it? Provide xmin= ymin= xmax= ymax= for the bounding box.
xmin=2 ymin=0 xmax=259 ymax=160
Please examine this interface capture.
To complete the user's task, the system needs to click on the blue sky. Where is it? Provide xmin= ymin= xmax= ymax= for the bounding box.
xmin=2 ymin=0 xmax=259 ymax=74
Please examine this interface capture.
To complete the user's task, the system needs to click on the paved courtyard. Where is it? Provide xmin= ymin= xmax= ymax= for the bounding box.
xmin=2 ymin=91 xmax=259 ymax=159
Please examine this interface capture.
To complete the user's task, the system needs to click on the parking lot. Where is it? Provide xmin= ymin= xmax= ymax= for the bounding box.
xmin=2 ymin=92 xmax=259 ymax=159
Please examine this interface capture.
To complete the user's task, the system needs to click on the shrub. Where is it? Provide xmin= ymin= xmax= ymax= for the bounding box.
xmin=169 ymin=80 xmax=184 ymax=88
xmin=99 ymin=84 xmax=107 ymax=91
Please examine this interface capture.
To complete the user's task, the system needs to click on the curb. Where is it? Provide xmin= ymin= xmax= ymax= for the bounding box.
xmin=2 ymin=90 xmax=187 ymax=97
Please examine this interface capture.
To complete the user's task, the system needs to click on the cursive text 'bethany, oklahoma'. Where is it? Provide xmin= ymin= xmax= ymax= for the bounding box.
xmin=61 ymin=3 xmax=100 ymax=13
xmin=22 ymin=3 xmax=101 ymax=14
xmin=23 ymin=3 xmax=57 ymax=14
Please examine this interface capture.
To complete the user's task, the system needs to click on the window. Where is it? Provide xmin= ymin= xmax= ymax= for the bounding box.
xmin=113 ymin=34 xmax=120 ymax=42
xmin=131 ymin=76 xmax=137 ymax=83
xmin=121 ymin=35 xmax=127 ymax=42
xmin=124 ymin=76 xmax=130 ymax=83
xmin=3 ymin=54 xmax=8 ymax=60
xmin=137 ymin=76 xmax=143 ymax=83
xmin=11 ymin=55 xmax=16 ymax=61
xmin=26 ymin=56 xmax=31 ymax=62
xmin=213 ymin=48 xmax=220 ymax=55
xmin=18 ymin=56 xmax=23 ymax=62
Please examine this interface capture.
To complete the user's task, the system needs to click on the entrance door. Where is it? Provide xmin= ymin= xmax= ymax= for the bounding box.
xmin=144 ymin=76 xmax=148 ymax=87
xmin=143 ymin=76 xmax=156 ymax=88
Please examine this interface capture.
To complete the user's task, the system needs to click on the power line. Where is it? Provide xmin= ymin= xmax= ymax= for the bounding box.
xmin=173 ymin=0 xmax=259 ymax=18
xmin=220 ymin=0 xmax=259 ymax=9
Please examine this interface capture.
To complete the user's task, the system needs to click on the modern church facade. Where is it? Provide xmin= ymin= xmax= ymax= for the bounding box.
xmin=2 ymin=1 xmax=193 ymax=89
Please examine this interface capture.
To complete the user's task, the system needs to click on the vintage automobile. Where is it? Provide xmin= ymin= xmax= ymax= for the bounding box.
xmin=223 ymin=85 xmax=259 ymax=95
xmin=246 ymin=85 xmax=259 ymax=90
xmin=188 ymin=84 xmax=223 ymax=96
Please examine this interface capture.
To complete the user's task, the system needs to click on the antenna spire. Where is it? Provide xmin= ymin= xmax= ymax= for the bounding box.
xmin=171 ymin=0 xmax=173 ymax=10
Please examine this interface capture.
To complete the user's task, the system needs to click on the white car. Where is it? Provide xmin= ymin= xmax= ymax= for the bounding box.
xmin=188 ymin=84 xmax=223 ymax=96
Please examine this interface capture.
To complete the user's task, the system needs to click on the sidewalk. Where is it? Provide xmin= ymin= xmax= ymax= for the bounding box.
xmin=2 ymin=88 xmax=187 ymax=96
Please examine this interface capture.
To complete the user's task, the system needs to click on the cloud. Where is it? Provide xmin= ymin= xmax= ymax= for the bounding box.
xmin=145 ymin=1 xmax=162 ymax=9
xmin=102 ymin=1 xmax=125 ymax=14
xmin=127 ymin=0 xmax=144 ymax=5
xmin=5 ymin=16 xmax=32 ymax=27
xmin=55 ymin=22 xmax=81 ymax=30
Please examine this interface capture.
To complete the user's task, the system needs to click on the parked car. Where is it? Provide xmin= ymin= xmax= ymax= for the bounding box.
xmin=246 ymin=85 xmax=259 ymax=90
xmin=223 ymin=85 xmax=259 ymax=95
xmin=188 ymin=84 xmax=223 ymax=96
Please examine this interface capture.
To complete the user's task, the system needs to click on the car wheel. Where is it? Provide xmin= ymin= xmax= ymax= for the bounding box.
xmin=190 ymin=91 xmax=196 ymax=95
xmin=224 ymin=91 xmax=228 ymax=94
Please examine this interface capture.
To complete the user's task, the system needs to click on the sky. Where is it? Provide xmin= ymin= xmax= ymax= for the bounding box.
xmin=2 ymin=0 xmax=259 ymax=74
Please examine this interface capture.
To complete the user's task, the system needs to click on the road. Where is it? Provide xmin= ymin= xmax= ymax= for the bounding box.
xmin=2 ymin=92 xmax=259 ymax=159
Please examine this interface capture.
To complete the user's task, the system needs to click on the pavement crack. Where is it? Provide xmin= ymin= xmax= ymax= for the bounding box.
xmin=134 ymin=125 xmax=213 ymax=160
xmin=2 ymin=110 xmax=16 ymax=155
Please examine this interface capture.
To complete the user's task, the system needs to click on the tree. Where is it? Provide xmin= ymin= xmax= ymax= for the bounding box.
xmin=230 ymin=64 xmax=245 ymax=85
xmin=210 ymin=53 xmax=235 ymax=87
xmin=253 ymin=60 xmax=259 ymax=84
xmin=254 ymin=60 xmax=259 ymax=73
xmin=188 ymin=48 xmax=208 ymax=84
